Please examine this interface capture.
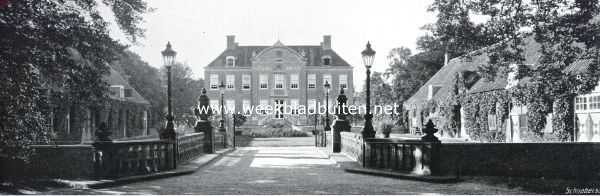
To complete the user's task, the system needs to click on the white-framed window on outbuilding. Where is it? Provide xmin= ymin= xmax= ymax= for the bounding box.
xmin=519 ymin=115 xmax=528 ymax=132
xmin=226 ymin=56 xmax=236 ymax=67
xmin=488 ymin=113 xmax=497 ymax=131
xmin=590 ymin=95 xmax=600 ymax=110
xmin=210 ymin=74 xmax=219 ymax=90
xmin=290 ymin=74 xmax=299 ymax=89
xmin=259 ymin=74 xmax=268 ymax=89
xmin=576 ymin=97 xmax=588 ymax=111
xmin=226 ymin=75 xmax=235 ymax=89
xmin=308 ymin=74 xmax=316 ymax=89
xmin=242 ymin=74 xmax=251 ymax=90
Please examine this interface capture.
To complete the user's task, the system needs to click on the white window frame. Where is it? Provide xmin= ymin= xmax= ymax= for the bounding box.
xmin=243 ymin=99 xmax=251 ymax=115
xmin=274 ymin=74 xmax=285 ymax=89
xmin=242 ymin=74 xmax=251 ymax=90
xmin=488 ymin=113 xmax=497 ymax=131
xmin=308 ymin=74 xmax=316 ymax=89
xmin=259 ymin=99 xmax=269 ymax=114
xmin=226 ymin=75 xmax=235 ymax=90
xmin=209 ymin=74 xmax=219 ymax=90
xmin=210 ymin=100 xmax=219 ymax=111
xmin=226 ymin=100 xmax=235 ymax=114
xmin=259 ymin=74 xmax=268 ymax=89
xmin=226 ymin=56 xmax=236 ymax=67
xmin=290 ymin=99 xmax=299 ymax=115
xmin=339 ymin=74 xmax=348 ymax=89
xmin=290 ymin=74 xmax=299 ymax=89
xmin=308 ymin=99 xmax=316 ymax=113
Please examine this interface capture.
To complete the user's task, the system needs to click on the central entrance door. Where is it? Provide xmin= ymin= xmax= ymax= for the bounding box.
xmin=274 ymin=99 xmax=284 ymax=119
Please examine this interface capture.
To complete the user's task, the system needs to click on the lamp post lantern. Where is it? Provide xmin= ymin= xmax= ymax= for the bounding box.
xmin=324 ymin=81 xmax=331 ymax=132
xmin=161 ymin=41 xmax=177 ymax=168
xmin=218 ymin=81 xmax=227 ymax=147
xmin=361 ymin=42 xmax=376 ymax=138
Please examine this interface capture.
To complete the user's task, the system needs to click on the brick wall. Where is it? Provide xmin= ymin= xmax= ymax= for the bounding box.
xmin=438 ymin=143 xmax=600 ymax=179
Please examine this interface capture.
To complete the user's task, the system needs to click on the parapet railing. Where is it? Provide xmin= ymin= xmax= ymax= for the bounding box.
xmin=177 ymin=133 xmax=205 ymax=163
xmin=363 ymin=138 xmax=440 ymax=176
xmin=340 ymin=132 xmax=363 ymax=162
xmin=93 ymin=139 xmax=175 ymax=178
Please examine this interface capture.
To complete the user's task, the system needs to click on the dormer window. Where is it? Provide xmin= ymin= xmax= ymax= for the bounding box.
xmin=322 ymin=56 xmax=332 ymax=65
xmin=110 ymin=85 xmax=125 ymax=98
xmin=226 ymin=56 xmax=236 ymax=67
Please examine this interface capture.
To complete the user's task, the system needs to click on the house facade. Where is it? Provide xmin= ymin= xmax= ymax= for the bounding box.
xmin=47 ymin=66 xmax=153 ymax=144
xmin=204 ymin=35 xmax=354 ymax=126
xmin=404 ymin=36 xmax=600 ymax=143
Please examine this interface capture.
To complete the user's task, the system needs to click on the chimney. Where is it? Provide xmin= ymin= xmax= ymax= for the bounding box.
xmin=321 ymin=35 xmax=331 ymax=50
xmin=227 ymin=35 xmax=237 ymax=50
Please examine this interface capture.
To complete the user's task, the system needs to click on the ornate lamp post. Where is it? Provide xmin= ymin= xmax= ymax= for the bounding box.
xmin=324 ymin=81 xmax=331 ymax=132
xmin=361 ymin=42 xmax=376 ymax=138
xmin=161 ymin=42 xmax=177 ymax=168
xmin=218 ymin=81 xmax=227 ymax=147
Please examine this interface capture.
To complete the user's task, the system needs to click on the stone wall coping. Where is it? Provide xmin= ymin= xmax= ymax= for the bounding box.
xmin=30 ymin=144 xmax=94 ymax=149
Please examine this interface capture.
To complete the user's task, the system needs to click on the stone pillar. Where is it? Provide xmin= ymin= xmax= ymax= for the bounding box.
xmin=332 ymin=88 xmax=351 ymax=153
xmin=422 ymin=119 xmax=440 ymax=142
xmin=195 ymin=88 xmax=215 ymax=153
xmin=421 ymin=119 xmax=441 ymax=175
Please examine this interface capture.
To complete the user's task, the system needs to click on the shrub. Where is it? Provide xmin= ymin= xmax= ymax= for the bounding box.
xmin=249 ymin=127 xmax=309 ymax=138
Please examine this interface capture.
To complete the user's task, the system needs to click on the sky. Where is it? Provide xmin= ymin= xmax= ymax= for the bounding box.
xmin=107 ymin=0 xmax=436 ymax=91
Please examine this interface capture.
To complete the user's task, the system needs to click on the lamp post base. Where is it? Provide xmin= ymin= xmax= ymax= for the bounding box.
xmin=362 ymin=114 xmax=375 ymax=138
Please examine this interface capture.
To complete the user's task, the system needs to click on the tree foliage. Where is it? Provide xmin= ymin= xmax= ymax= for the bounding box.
xmin=161 ymin=63 xmax=204 ymax=128
xmin=0 ymin=0 xmax=149 ymax=160
xmin=112 ymin=51 xmax=166 ymax=130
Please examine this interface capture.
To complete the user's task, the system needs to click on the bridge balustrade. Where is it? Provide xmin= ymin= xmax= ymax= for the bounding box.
xmin=93 ymin=140 xmax=175 ymax=178
xmin=363 ymin=138 xmax=440 ymax=175
xmin=177 ymin=133 xmax=205 ymax=163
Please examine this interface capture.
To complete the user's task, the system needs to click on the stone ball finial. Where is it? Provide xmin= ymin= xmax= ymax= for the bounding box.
xmin=421 ymin=119 xmax=440 ymax=142
xmin=202 ymin=88 xmax=207 ymax=95
xmin=340 ymin=88 xmax=344 ymax=95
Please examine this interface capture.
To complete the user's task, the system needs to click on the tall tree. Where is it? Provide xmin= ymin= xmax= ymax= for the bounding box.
xmin=361 ymin=71 xmax=393 ymax=121
xmin=0 ymin=0 xmax=149 ymax=160
xmin=113 ymin=51 xmax=166 ymax=131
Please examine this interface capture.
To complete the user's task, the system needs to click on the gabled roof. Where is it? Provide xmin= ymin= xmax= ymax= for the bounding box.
xmin=66 ymin=47 xmax=150 ymax=105
xmin=104 ymin=67 xmax=150 ymax=105
xmin=404 ymin=36 xmax=541 ymax=108
xmin=206 ymin=42 xmax=351 ymax=68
